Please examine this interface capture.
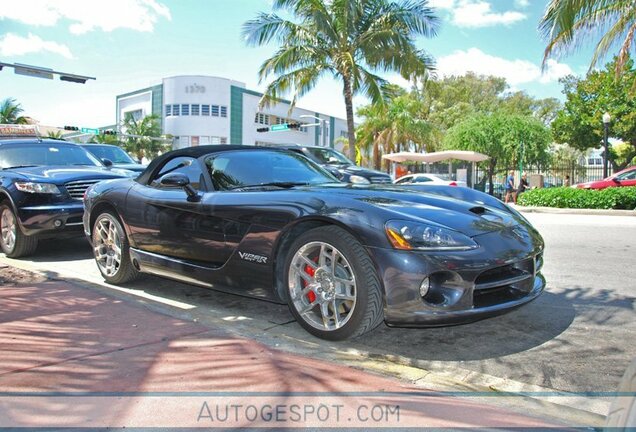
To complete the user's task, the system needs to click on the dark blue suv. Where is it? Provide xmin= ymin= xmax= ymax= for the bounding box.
xmin=0 ymin=138 xmax=131 ymax=257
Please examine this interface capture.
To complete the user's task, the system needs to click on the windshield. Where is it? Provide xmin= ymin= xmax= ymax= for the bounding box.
xmin=0 ymin=143 xmax=102 ymax=169
xmin=306 ymin=147 xmax=353 ymax=165
xmin=83 ymin=145 xmax=136 ymax=164
xmin=206 ymin=150 xmax=338 ymax=190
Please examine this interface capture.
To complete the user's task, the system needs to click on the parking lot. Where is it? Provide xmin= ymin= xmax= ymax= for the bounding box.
xmin=2 ymin=210 xmax=634 ymax=411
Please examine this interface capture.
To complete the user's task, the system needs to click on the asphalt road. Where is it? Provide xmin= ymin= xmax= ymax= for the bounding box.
xmin=2 ymin=212 xmax=635 ymax=396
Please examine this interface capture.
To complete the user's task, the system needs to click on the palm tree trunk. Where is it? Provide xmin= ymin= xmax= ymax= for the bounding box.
xmin=343 ymin=77 xmax=357 ymax=162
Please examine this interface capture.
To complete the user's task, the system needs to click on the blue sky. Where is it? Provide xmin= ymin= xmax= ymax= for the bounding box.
xmin=0 ymin=0 xmax=596 ymax=128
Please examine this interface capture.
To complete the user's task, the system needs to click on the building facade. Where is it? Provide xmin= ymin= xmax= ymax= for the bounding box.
xmin=116 ymin=76 xmax=349 ymax=150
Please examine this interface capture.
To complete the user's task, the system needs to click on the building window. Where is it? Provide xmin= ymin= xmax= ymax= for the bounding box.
xmin=165 ymin=105 xmax=172 ymax=116
xmin=211 ymin=105 xmax=219 ymax=117
xmin=340 ymin=130 xmax=349 ymax=138
xmin=191 ymin=104 xmax=200 ymax=116
xmin=172 ymin=104 xmax=179 ymax=116
xmin=125 ymin=109 xmax=143 ymax=121
xmin=181 ymin=104 xmax=190 ymax=116
xmin=220 ymin=137 xmax=227 ymax=144
xmin=201 ymin=105 xmax=210 ymax=116
xmin=255 ymin=113 xmax=269 ymax=125
xmin=220 ymin=106 xmax=227 ymax=118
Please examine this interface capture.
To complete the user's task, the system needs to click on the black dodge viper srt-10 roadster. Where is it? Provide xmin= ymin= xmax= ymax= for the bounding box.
xmin=83 ymin=145 xmax=545 ymax=340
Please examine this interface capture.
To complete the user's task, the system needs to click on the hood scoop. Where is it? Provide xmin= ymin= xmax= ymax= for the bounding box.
xmin=469 ymin=206 xmax=487 ymax=215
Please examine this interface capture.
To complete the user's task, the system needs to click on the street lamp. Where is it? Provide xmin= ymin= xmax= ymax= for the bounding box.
xmin=602 ymin=112 xmax=611 ymax=178
xmin=299 ymin=115 xmax=329 ymax=147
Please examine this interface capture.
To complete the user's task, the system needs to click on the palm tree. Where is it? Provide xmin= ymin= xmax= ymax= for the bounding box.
xmin=540 ymin=0 xmax=636 ymax=76
xmin=357 ymin=92 xmax=432 ymax=169
xmin=243 ymin=0 xmax=438 ymax=161
xmin=46 ymin=130 xmax=65 ymax=140
xmin=121 ymin=114 xmax=164 ymax=160
xmin=0 ymin=98 xmax=28 ymax=124
xmin=91 ymin=133 xmax=120 ymax=145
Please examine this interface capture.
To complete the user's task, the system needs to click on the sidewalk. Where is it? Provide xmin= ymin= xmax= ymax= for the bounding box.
xmin=0 ymin=272 xmax=563 ymax=429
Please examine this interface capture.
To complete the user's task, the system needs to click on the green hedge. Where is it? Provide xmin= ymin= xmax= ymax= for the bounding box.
xmin=517 ymin=186 xmax=636 ymax=210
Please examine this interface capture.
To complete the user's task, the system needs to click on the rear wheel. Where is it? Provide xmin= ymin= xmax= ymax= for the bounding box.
xmin=92 ymin=211 xmax=139 ymax=284
xmin=0 ymin=204 xmax=38 ymax=258
xmin=285 ymin=226 xmax=384 ymax=340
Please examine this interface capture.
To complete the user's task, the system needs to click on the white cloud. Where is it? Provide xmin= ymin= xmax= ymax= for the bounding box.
xmin=0 ymin=0 xmax=171 ymax=34
xmin=428 ymin=0 xmax=526 ymax=28
xmin=452 ymin=1 xmax=526 ymax=27
xmin=0 ymin=32 xmax=73 ymax=58
xmin=436 ymin=48 xmax=573 ymax=85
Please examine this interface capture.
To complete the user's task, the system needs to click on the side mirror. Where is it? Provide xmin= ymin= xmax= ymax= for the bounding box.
xmin=612 ymin=177 xmax=620 ymax=183
xmin=159 ymin=173 xmax=200 ymax=201
xmin=101 ymin=158 xmax=113 ymax=168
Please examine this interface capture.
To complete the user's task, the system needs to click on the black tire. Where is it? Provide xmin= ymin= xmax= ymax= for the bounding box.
xmin=0 ymin=203 xmax=38 ymax=258
xmin=284 ymin=225 xmax=384 ymax=341
xmin=92 ymin=211 xmax=139 ymax=284
xmin=606 ymin=358 xmax=636 ymax=430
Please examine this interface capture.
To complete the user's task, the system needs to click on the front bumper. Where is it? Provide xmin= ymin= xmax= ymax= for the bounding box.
xmin=17 ymin=202 xmax=85 ymax=237
xmin=370 ymin=228 xmax=545 ymax=327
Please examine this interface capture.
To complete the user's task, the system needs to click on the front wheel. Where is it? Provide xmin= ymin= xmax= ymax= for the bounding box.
xmin=0 ymin=203 xmax=38 ymax=258
xmin=92 ymin=211 xmax=139 ymax=284
xmin=285 ymin=226 xmax=384 ymax=341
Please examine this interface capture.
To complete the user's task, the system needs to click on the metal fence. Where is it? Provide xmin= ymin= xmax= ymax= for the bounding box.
xmin=401 ymin=161 xmax=614 ymax=198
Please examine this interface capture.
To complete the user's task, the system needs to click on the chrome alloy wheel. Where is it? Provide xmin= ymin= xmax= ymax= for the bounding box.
xmin=288 ymin=241 xmax=357 ymax=331
xmin=93 ymin=215 xmax=122 ymax=277
xmin=0 ymin=208 xmax=17 ymax=252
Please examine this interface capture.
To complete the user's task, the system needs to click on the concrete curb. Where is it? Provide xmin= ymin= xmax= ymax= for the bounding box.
xmin=516 ymin=206 xmax=636 ymax=216
xmin=0 ymin=256 xmax=608 ymax=428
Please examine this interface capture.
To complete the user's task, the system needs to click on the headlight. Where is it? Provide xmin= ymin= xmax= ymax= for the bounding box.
xmin=349 ymin=175 xmax=370 ymax=184
xmin=385 ymin=220 xmax=478 ymax=251
xmin=14 ymin=182 xmax=60 ymax=194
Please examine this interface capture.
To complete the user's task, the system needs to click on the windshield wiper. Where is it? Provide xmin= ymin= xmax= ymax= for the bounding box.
xmin=230 ymin=182 xmax=310 ymax=190
xmin=1 ymin=165 xmax=42 ymax=170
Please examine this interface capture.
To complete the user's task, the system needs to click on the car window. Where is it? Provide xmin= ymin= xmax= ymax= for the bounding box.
xmin=615 ymin=170 xmax=636 ymax=181
xmin=205 ymin=150 xmax=336 ymax=190
xmin=396 ymin=177 xmax=412 ymax=184
xmin=0 ymin=143 xmax=101 ymax=168
xmin=305 ymin=148 xmax=353 ymax=165
xmin=414 ymin=176 xmax=432 ymax=183
xmin=83 ymin=145 xmax=136 ymax=164
xmin=150 ymin=156 xmax=204 ymax=190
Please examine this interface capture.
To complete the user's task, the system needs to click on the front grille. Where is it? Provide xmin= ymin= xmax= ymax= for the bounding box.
xmin=473 ymin=257 xmax=535 ymax=308
xmin=64 ymin=179 xmax=101 ymax=200
xmin=369 ymin=176 xmax=392 ymax=184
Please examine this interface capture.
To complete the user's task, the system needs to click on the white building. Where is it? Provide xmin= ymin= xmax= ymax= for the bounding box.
xmin=116 ymin=75 xmax=349 ymax=150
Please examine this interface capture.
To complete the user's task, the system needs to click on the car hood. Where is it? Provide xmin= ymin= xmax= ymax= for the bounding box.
xmin=303 ymin=184 xmax=520 ymax=237
xmin=112 ymin=163 xmax=147 ymax=173
xmin=9 ymin=165 xmax=131 ymax=183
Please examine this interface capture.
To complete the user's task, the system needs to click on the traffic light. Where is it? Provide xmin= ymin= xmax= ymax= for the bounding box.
xmin=287 ymin=123 xmax=302 ymax=130
xmin=101 ymin=130 xmax=117 ymax=135
xmin=63 ymin=126 xmax=79 ymax=131
xmin=256 ymin=127 xmax=270 ymax=132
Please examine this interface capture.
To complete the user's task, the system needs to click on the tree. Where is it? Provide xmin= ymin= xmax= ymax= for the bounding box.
xmin=243 ymin=0 xmax=438 ymax=161
xmin=90 ymin=133 xmax=120 ymax=145
xmin=121 ymin=114 xmax=164 ymax=160
xmin=46 ymin=130 xmax=65 ymax=140
xmin=444 ymin=113 xmax=551 ymax=194
xmin=0 ymin=98 xmax=28 ymax=124
xmin=551 ymin=58 xmax=636 ymax=171
xmin=540 ymin=0 xmax=636 ymax=80
xmin=357 ymin=91 xmax=432 ymax=169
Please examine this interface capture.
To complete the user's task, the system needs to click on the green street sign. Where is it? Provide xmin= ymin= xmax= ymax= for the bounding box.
xmin=81 ymin=127 xmax=100 ymax=134
xmin=270 ymin=124 xmax=290 ymax=132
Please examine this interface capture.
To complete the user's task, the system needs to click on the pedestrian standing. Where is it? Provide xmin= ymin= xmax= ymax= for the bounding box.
xmin=516 ymin=173 xmax=529 ymax=201
xmin=504 ymin=170 xmax=516 ymax=204
xmin=564 ymin=175 xmax=570 ymax=187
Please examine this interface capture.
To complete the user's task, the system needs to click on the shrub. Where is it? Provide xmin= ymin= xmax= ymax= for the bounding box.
xmin=517 ymin=186 xmax=636 ymax=210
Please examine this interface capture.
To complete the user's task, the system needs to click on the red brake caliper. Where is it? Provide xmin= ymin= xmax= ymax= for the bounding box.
xmin=303 ymin=261 xmax=317 ymax=303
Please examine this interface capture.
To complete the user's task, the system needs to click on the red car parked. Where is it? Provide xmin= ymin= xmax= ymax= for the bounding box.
xmin=576 ymin=166 xmax=636 ymax=189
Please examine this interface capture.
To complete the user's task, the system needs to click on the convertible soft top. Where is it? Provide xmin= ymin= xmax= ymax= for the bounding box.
xmin=136 ymin=145 xmax=283 ymax=185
